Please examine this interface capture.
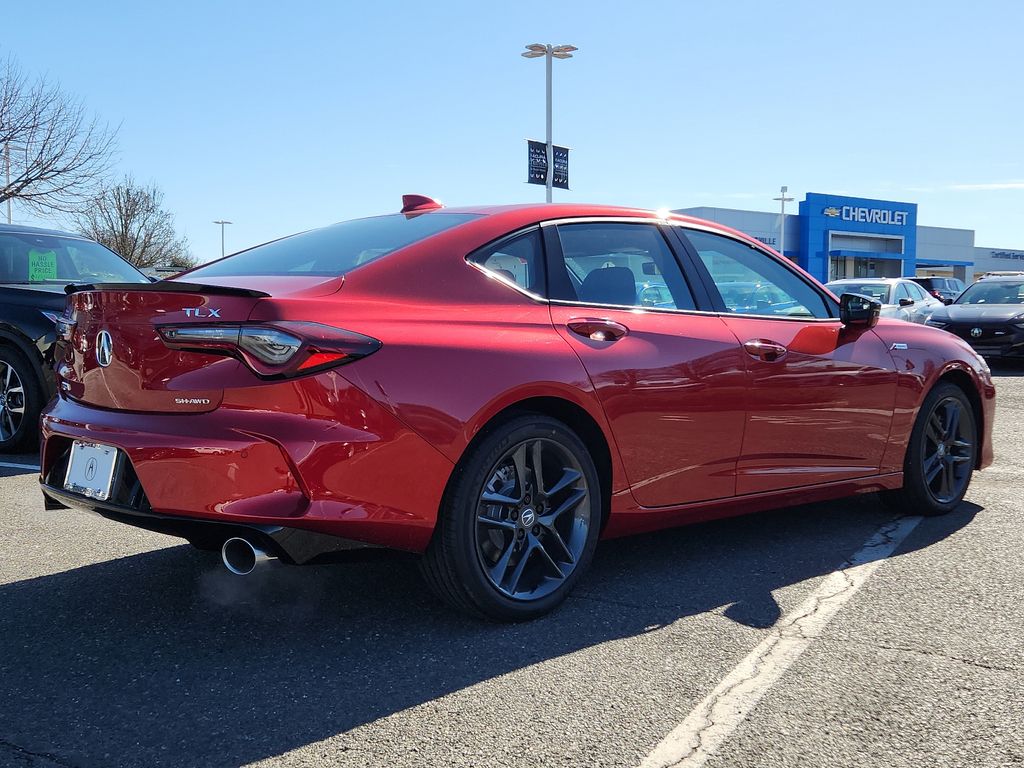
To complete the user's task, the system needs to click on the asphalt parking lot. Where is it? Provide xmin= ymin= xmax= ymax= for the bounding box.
xmin=1 ymin=368 xmax=1022 ymax=768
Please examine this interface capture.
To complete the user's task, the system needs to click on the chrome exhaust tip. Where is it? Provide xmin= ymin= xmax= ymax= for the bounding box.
xmin=221 ymin=537 xmax=273 ymax=575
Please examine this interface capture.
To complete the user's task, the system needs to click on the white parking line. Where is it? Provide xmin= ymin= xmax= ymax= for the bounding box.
xmin=0 ymin=461 xmax=40 ymax=471
xmin=640 ymin=515 xmax=924 ymax=768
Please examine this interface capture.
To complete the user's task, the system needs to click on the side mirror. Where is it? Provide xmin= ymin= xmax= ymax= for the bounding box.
xmin=641 ymin=261 xmax=659 ymax=276
xmin=840 ymin=293 xmax=881 ymax=328
xmin=898 ymin=297 xmax=914 ymax=307
xmin=944 ymin=298 xmax=954 ymax=305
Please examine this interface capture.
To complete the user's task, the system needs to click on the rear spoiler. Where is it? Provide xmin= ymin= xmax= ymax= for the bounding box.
xmin=65 ymin=281 xmax=271 ymax=299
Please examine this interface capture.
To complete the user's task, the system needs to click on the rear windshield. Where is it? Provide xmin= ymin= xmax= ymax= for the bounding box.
xmin=186 ymin=213 xmax=481 ymax=278
xmin=0 ymin=232 xmax=147 ymax=285
xmin=956 ymin=281 xmax=1024 ymax=305
xmin=827 ymin=282 xmax=890 ymax=303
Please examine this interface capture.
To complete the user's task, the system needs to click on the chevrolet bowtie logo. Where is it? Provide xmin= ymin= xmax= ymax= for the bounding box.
xmin=823 ymin=206 xmax=841 ymax=217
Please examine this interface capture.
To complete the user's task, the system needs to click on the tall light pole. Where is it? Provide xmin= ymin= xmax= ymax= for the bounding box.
xmin=213 ymin=220 xmax=232 ymax=259
xmin=522 ymin=43 xmax=577 ymax=203
xmin=773 ymin=186 xmax=794 ymax=259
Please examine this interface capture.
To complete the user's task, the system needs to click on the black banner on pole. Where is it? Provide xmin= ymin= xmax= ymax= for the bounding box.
xmin=527 ymin=140 xmax=569 ymax=190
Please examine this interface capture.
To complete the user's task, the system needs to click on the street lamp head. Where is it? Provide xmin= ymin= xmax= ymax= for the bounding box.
xmin=522 ymin=43 xmax=577 ymax=59
xmin=780 ymin=185 xmax=788 ymax=194
xmin=212 ymin=220 xmax=232 ymax=225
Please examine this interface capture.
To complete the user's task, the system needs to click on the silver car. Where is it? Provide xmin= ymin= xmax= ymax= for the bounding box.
xmin=825 ymin=277 xmax=946 ymax=324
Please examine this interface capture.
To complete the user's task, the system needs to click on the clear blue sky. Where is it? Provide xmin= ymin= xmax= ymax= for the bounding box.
xmin=6 ymin=0 xmax=1023 ymax=261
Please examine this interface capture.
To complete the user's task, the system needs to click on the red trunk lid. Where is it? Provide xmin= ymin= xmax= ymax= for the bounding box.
xmin=57 ymin=279 xmax=337 ymax=413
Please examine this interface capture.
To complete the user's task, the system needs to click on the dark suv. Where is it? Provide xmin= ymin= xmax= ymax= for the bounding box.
xmin=0 ymin=224 xmax=148 ymax=452
xmin=913 ymin=276 xmax=965 ymax=304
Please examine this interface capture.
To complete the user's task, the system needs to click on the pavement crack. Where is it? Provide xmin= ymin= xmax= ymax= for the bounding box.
xmin=0 ymin=738 xmax=80 ymax=768
xmin=836 ymin=638 xmax=1017 ymax=674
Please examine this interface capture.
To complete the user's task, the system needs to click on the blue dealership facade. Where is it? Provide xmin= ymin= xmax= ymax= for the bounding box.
xmin=677 ymin=192 xmax=1008 ymax=283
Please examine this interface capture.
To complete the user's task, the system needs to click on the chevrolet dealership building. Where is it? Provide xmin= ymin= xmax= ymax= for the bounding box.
xmin=676 ymin=192 xmax=1022 ymax=283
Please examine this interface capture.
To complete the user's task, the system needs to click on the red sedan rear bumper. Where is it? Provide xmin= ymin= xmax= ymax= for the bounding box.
xmin=39 ymin=374 xmax=454 ymax=553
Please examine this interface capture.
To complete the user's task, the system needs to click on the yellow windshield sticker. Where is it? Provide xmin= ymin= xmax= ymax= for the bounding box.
xmin=28 ymin=249 xmax=58 ymax=282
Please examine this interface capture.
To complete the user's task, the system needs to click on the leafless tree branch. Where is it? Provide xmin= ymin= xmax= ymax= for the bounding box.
xmin=0 ymin=55 xmax=117 ymax=215
xmin=72 ymin=176 xmax=195 ymax=269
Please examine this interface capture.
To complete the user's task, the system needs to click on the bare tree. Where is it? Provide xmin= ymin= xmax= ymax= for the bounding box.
xmin=73 ymin=177 xmax=195 ymax=269
xmin=0 ymin=55 xmax=116 ymax=215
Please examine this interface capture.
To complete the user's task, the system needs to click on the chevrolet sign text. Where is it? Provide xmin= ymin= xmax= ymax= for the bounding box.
xmin=824 ymin=206 xmax=909 ymax=226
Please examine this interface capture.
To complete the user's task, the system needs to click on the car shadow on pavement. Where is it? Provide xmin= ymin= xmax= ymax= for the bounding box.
xmin=0 ymin=495 xmax=979 ymax=767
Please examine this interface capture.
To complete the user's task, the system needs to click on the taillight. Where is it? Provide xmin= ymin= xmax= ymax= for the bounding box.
xmin=157 ymin=321 xmax=380 ymax=378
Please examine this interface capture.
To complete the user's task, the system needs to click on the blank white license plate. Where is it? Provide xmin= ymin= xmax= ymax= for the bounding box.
xmin=63 ymin=441 xmax=119 ymax=501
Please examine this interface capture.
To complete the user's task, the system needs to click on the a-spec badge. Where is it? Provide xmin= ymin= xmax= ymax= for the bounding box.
xmin=95 ymin=330 xmax=113 ymax=367
xmin=183 ymin=308 xmax=221 ymax=318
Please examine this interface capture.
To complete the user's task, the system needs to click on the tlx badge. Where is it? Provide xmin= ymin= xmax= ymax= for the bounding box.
xmin=183 ymin=307 xmax=221 ymax=318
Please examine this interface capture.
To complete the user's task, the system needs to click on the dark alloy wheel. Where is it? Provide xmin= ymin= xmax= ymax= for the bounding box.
xmin=883 ymin=382 xmax=978 ymax=516
xmin=421 ymin=414 xmax=601 ymax=621
xmin=0 ymin=347 xmax=42 ymax=453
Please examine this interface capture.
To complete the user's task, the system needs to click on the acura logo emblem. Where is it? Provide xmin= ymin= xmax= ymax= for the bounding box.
xmin=970 ymin=327 xmax=983 ymax=339
xmin=96 ymin=330 xmax=114 ymax=367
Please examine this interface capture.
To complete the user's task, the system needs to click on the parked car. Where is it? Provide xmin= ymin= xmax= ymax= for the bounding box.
xmin=39 ymin=198 xmax=995 ymax=620
xmin=0 ymin=223 xmax=148 ymax=452
xmin=912 ymin=276 xmax=965 ymax=304
xmin=824 ymin=277 xmax=945 ymax=324
xmin=925 ymin=275 xmax=1024 ymax=358
xmin=977 ymin=270 xmax=1024 ymax=279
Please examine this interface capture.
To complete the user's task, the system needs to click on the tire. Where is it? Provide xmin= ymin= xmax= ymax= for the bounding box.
xmin=882 ymin=382 xmax=978 ymax=516
xmin=0 ymin=345 xmax=44 ymax=454
xmin=421 ymin=414 xmax=602 ymax=621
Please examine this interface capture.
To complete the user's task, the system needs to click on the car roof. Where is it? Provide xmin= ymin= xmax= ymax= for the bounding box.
xmin=976 ymin=274 xmax=1024 ymax=282
xmin=0 ymin=222 xmax=91 ymax=240
xmin=404 ymin=202 xmax=794 ymax=259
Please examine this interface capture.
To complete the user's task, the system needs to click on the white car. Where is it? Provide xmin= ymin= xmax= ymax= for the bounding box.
xmin=825 ymin=278 xmax=946 ymax=324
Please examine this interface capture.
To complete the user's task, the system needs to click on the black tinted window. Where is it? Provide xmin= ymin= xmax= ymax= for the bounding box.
xmin=470 ymin=229 xmax=544 ymax=294
xmin=957 ymin=281 xmax=1024 ymax=304
xmin=684 ymin=229 xmax=830 ymax=319
xmin=0 ymin=233 xmax=146 ymax=284
xmin=187 ymin=213 xmax=480 ymax=278
xmin=548 ymin=223 xmax=696 ymax=310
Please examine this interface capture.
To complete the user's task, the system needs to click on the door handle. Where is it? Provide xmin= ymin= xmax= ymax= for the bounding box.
xmin=743 ymin=339 xmax=788 ymax=362
xmin=567 ymin=318 xmax=629 ymax=342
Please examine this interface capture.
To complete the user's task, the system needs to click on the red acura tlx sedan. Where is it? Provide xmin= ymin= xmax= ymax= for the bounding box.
xmin=40 ymin=196 xmax=995 ymax=620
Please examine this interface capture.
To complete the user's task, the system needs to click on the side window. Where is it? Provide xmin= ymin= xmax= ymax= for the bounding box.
xmin=683 ymin=229 xmax=830 ymax=319
xmin=470 ymin=228 xmax=544 ymax=295
xmin=549 ymin=222 xmax=696 ymax=310
xmin=895 ymin=283 xmax=912 ymax=302
xmin=906 ymin=282 xmax=928 ymax=301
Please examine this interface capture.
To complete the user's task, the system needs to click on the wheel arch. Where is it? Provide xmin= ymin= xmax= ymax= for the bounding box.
xmin=934 ymin=365 xmax=985 ymax=470
xmin=445 ymin=395 xmax=616 ymax=533
xmin=0 ymin=324 xmax=50 ymax=395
